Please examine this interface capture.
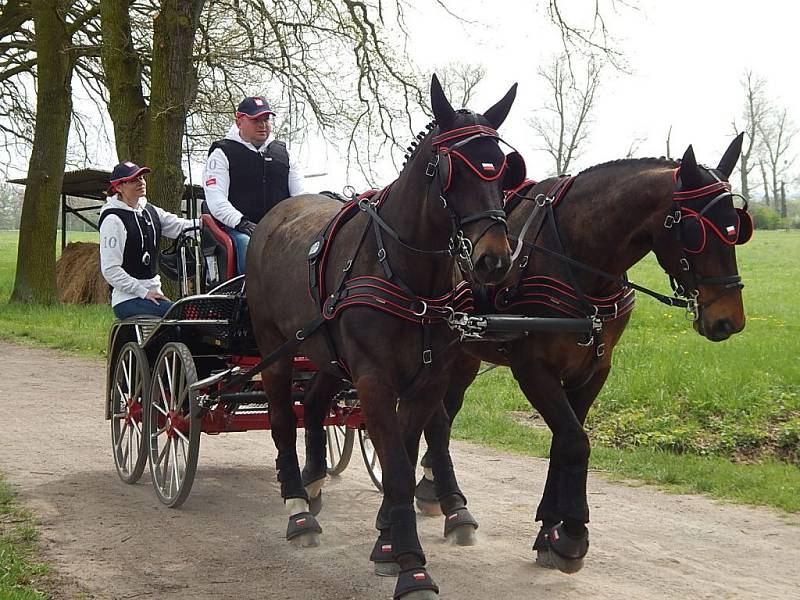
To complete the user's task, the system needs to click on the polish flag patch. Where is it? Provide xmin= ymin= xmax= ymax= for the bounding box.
xmin=447 ymin=513 xmax=459 ymax=521
xmin=206 ymin=178 xmax=217 ymax=186
xmin=381 ymin=544 xmax=392 ymax=552
xmin=726 ymin=225 xmax=736 ymax=235
xmin=296 ymin=518 xmax=306 ymax=526
xmin=254 ymin=98 xmax=264 ymax=106
xmin=413 ymin=572 xmax=427 ymax=581
xmin=482 ymin=162 xmax=496 ymax=171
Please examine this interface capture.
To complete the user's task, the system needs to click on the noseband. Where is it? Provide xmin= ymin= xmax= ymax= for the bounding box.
xmin=663 ymin=167 xmax=752 ymax=320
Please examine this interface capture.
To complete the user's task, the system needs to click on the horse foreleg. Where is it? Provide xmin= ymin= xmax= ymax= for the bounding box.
xmin=359 ymin=374 xmax=439 ymax=599
xmin=511 ymin=362 xmax=590 ymax=574
xmin=532 ymin=365 xmax=612 ymax=561
xmin=299 ymin=372 xmax=345 ymax=516
xmin=264 ymin=359 xmax=322 ymax=548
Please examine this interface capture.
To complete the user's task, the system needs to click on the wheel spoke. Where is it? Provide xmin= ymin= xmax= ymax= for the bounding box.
xmin=171 ymin=438 xmax=180 ymax=492
xmin=162 ymin=440 xmax=172 ymax=493
xmin=151 ymin=400 xmax=168 ymax=417
xmin=115 ymin=383 xmax=127 ymax=404
xmin=156 ymin=372 xmax=169 ymax=414
xmin=112 ymin=412 xmax=127 ymax=420
xmin=154 ymin=434 xmax=169 ymax=468
xmin=121 ymin=354 xmax=132 ymax=393
xmin=173 ymin=426 xmax=189 ymax=445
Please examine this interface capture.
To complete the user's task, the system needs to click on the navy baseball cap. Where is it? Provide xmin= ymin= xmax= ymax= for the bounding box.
xmin=109 ymin=161 xmax=150 ymax=189
xmin=236 ymin=96 xmax=275 ymax=119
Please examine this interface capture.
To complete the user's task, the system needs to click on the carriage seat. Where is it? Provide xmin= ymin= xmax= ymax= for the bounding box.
xmin=200 ymin=210 xmax=238 ymax=286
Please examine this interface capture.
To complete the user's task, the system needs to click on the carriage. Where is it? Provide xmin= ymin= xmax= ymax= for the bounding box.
xmin=104 ymin=215 xmax=384 ymax=508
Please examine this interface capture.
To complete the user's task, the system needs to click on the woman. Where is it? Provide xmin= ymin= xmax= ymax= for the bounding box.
xmin=99 ymin=161 xmax=198 ymax=319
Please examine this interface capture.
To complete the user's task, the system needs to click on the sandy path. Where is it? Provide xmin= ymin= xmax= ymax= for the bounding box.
xmin=0 ymin=341 xmax=797 ymax=599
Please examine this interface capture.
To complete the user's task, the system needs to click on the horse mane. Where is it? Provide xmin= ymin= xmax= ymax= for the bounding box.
xmin=576 ymin=157 xmax=678 ymax=177
xmin=402 ymin=120 xmax=437 ymax=166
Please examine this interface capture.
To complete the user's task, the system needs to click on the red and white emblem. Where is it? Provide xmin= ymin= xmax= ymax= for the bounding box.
xmin=482 ymin=162 xmax=496 ymax=171
xmin=381 ymin=544 xmax=392 ymax=553
xmin=296 ymin=517 xmax=306 ymax=526
xmin=254 ymin=98 xmax=264 ymax=106
xmin=205 ymin=177 xmax=217 ymax=186
xmin=726 ymin=225 xmax=736 ymax=236
xmin=413 ymin=572 xmax=426 ymax=581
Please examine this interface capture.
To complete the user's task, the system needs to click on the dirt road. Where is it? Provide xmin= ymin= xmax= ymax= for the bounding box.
xmin=0 ymin=341 xmax=797 ymax=599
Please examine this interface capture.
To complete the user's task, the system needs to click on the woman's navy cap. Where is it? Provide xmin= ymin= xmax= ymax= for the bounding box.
xmin=236 ymin=96 xmax=275 ymax=119
xmin=109 ymin=161 xmax=150 ymax=188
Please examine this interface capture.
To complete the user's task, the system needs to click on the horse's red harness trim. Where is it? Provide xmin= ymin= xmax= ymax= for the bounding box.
xmin=431 ymin=125 xmax=499 ymax=146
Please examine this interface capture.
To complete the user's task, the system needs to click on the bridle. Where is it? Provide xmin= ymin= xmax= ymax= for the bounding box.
xmin=358 ymin=120 xmax=521 ymax=274
xmin=662 ymin=166 xmax=753 ymax=320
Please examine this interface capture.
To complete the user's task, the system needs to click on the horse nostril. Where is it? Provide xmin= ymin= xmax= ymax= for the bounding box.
xmin=710 ymin=319 xmax=735 ymax=341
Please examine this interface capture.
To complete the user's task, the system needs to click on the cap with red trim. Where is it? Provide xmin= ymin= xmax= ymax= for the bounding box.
xmin=109 ymin=161 xmax=150 ymax=189
xmin=236 ymin=96 xmax=275 ymax=119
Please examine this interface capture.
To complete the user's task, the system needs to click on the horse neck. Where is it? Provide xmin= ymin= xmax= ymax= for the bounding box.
xmin=552 ymin=164 xmax=676 ymax=294
xmin=375 ymin=141 xmax=456 ymax=295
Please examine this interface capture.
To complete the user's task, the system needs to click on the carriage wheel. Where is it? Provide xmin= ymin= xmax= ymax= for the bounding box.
xmin=146 ymin=342 xmax=201 ymax=508
xmin=358 ymin=428 xmax=383 ymax=492
xmin=325 ymin=424 xmax=355 ymax=475
xmin=110 ymin=342 xmax=150 ymax=484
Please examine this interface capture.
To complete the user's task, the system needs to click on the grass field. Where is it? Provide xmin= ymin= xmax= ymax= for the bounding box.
xmin=0 ymin=475 xmax=47 ymax=599
xmin=0 ymin=229 xmax=799 ymax=512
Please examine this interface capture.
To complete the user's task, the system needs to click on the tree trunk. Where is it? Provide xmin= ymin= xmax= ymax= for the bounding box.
xmin=739 ymin=155 xmax=749 ymax=198
xmin=10 ymin=0 xmax=74 ymax=304
xmin=143 ymin=0 xmax=204 ymax=215
xmin=99 ymin=0 xmax=148 ymax=161
xmin=780 ymin=181 xmax=787 ymax=218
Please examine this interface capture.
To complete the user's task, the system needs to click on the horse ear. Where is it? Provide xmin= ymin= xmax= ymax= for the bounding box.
xmin=680 ymin=144 xmax=701 ymax=188
xmin=483 ymin=83 xmax=518 ymax=129
xmin=430 ymin=74 xmax=455 ymax=130
xmin=717 ymin=132 xmax=745 ymax=178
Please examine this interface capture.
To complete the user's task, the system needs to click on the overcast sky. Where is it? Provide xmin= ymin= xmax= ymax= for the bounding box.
xmin=309 ymin=0 xmax=800 ymax=191
xmin=7 ymin=1 xmax=798 ymax=196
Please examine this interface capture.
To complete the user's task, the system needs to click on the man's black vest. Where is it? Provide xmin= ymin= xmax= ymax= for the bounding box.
xmin=208 ymin=139 xmax=291 ymax=224
xmin=99 ymin=204 xmax=162 ymax=279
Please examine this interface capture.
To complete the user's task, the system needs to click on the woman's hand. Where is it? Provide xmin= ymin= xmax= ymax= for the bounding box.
xmin=145 ymin=290 xmax=168 ymax=304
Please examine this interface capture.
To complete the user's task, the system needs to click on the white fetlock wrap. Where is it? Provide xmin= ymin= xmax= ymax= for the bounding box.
xmin=305 ymin=476 xmax=326 ymax=499
xmin=423 ymin=467 xmax=434 ymax=481
xmin=286 ymin=497 xmax=309 ymax=517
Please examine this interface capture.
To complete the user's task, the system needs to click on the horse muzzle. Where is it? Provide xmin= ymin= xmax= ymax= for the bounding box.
xmin=473 ymin=249 xmax=512 ymax=285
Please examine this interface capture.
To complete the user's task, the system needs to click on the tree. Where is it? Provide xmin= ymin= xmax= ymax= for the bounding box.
xmin=759 ymin=106 xmax=797 ymax=210
xmin=436 ymin=62 xmax=486 ymax=108
xmin=10 ymin=0 xmax=99 ymax=304
xmin=528 ymin=53 xmax=602 ymax=175
xmin=732 ymin=71 xmax=768 ymax=199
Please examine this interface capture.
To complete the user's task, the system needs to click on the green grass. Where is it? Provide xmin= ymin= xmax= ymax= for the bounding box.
xmin=0 ymin=229 xmax=798 ymax=512
xmin=0 ymin=231 xmax=113 ymax=357
xmin=0 ymin=475 xmax=48 ymax=599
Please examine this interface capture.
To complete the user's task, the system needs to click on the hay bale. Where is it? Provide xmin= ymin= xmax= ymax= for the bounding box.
xmin=56 ymin=242 xmax=110 ymax=305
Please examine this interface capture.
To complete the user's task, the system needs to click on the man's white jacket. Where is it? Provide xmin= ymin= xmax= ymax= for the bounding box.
xmin=202 ymin=124 xmax=305 ymax=228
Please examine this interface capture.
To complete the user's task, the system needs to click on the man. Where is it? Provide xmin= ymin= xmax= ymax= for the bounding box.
xmin=203 ymin=96 xmax=305 ymax=274
xmin=99 ymin=162 xmax=198 ymax=319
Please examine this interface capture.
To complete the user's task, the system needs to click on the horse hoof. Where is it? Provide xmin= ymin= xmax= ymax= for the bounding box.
xmin=394 ymin=567 xmax=439 ymax=599
xmin=398 ymin=590 xmax=438 ymax=600
xmin=549 ymin=551 xmax=584 ymax=574
xmin=286 ymin=512 xmax=322 ymax=548
xmin=534 ymin=550 xmax=555 ymax=569
xmin=443 ymin=507 xmax=478 ymax=546
xmin=309 ymin=491 xmax=323 ymax=516
xmin=373 ymin=561 xmax=401 ymax=577
xmin=446 ymin=523 xmax=478 ymax=546
xmin=545 ymin=523 xmax=588 ymax=575
xmin=289 ymin=531 xmax=320 ymax=548
xmin=415 ymin=498 xmax=442 ymax=517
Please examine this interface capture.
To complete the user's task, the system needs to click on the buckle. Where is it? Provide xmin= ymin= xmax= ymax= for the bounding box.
xmin=664 ymin=211 xmax=682 ymax=229
xmin=422 ymin=349 xmax=433 ymax=364
xmin=425 ymin=154 xmax=440 ymax=177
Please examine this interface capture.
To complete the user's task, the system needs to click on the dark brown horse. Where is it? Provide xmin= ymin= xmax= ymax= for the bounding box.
xmin=246 ymin=75 xmax=524 ymax=599
xmin=415 ymin=134 xmax=752 ymax=573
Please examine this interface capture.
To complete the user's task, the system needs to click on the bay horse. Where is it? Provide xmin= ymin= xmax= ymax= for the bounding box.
xmin=414 ymin=134 xmax=752 ymax=573
xmin=246 ymin=75 xmax=525 ymax=599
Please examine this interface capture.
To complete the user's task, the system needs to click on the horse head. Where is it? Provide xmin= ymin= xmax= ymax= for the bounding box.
xmin=426 ymin=74 xmax=522 ymax=284
xmin=653 ymin=133 xmax=751 ymax=341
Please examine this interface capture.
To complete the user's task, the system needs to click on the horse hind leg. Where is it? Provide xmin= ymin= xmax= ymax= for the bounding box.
xmin=300 ymin=372 xmax=345 ymax=516
xmin=263 ymin=358 xmax=322 ymax=548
